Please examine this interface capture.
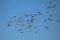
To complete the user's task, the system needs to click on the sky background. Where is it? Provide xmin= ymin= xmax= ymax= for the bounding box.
xmin=0 ymin=0 xmax=60 ymax=40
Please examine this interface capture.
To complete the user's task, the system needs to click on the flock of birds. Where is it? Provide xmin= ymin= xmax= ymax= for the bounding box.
xmin=7 ymin=1 xmax=60 ymax=35
xmin=7 ymin=12 xmax=41 ymax=34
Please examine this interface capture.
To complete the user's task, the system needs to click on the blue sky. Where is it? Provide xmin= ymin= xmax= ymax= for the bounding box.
xmin=0 ymin=0 xmax=60 ymax=40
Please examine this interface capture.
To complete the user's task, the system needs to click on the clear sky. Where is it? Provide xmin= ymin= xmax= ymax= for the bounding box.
xmin=0 ymin=0 xmax=60 ymax=40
